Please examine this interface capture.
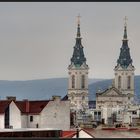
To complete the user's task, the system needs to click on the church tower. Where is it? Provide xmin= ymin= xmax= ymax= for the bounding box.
xmin=114 ymin=17 xmax=135 ymax=101
xmin=68 ymin=16 xmax=89 ymax=111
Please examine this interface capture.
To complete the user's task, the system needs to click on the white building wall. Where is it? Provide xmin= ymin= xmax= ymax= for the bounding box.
xmin=27 ymin=115 xmax=40 ymax=128
xmin=21 ymin=115 xmax=28 ymax=128
xmin=40 ymin=100 xmax=70 ymax=130
xmin=9 ymin=101 xmax=21 ymax=128
xmin=102 ymin=108 xmax=108 ymax=124
xmin=0 ymin=115 xmax=4 ymax=129
xmin=123 ymin=114 xmax=131 ymax=124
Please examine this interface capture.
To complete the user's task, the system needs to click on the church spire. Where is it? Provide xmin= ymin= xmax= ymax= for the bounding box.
xmin=77 ymin=14 xmax=81 ymax=38
xmin=123 ymin=16 xmax=128 ymax=40
xmin=116 ymin=17 xmax=133 ymax=68
xmin=70 ymin=15 xmax=87 ymax=67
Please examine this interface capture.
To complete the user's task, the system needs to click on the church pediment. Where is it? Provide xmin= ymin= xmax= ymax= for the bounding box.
xmin=97 ymin=87 xmax=122 ymax=97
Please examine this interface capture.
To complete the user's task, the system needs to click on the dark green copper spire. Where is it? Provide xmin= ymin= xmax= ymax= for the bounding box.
xmin=70 ymin=15 xmax=86 ymax=67
xmin=117 ymin=17 xmax=133 ymax=68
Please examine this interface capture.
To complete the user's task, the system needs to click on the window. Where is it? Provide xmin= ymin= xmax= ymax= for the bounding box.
xmin=132 ymin=111 xmax=137 ymax=115
xmin=30 ymin=116 xmax=33 ymax=122
xmin=127 ymin=76 xmax=131 ymax=89
xmin=118 ymin=76 xmax=121 ymax=89
xmin=81 ymin=75 xmax=85 ymax=89
xmin=98 ymin=112 xmax=101 ymax=115
xmin=71 ymin=75 xmax=75 ymax=88
xmin=94 ymin=112 xmax=97 ymax=115
xmin=82 ymin=96 xmax=85 ymax=100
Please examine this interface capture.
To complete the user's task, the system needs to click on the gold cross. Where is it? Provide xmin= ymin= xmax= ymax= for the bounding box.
xmin=77 ymin=14 xmax=81 ymax=25
xmin=124 ymin=16 xmax=128 ymax=26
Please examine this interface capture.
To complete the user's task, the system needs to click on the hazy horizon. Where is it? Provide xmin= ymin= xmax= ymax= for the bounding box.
xmin=0 ymin=2 xmax=140 ymax=80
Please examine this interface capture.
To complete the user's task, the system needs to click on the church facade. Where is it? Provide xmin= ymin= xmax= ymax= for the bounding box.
xmin=95 ymin=21 xmax=137 ymax=125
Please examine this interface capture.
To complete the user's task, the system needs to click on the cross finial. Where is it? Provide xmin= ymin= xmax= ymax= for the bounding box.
xmin=124 ymin=16 xmax=128 ymax=27
xmin=77 ymin=14 xmax=81 ymax=25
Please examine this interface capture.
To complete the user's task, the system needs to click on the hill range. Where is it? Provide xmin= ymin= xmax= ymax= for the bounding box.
xmin=0 ymin=76 xmax=139 ymax=103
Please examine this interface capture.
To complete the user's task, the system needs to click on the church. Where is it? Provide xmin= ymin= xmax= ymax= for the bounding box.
xmin=67 ymin=16 xmax=140 ymax=127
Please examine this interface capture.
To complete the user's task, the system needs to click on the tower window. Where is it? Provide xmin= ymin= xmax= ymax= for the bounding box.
xmin=118 ymin=76 xmax=121 ymax=89
xmin=127 ymin=76 xmax=131 ymax=89
xmin=72 ymin=75 xmax=75 ymax=88
xmin=81 ymin=75 xmax=85 ymax=89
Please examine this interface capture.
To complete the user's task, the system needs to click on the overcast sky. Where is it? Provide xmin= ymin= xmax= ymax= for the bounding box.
xmin=0 ymin=2 xmax=139 ymax=80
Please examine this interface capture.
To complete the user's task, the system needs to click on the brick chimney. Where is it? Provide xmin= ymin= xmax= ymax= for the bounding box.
xmin=52 ymin=96 xmax=61 ymax=101
xmin=23 ymin=99 xmax=29 ymax=113
xmin=6 ymin=96 xmax=16 ymax=101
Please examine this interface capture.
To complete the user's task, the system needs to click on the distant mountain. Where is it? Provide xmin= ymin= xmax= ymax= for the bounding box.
xmin=0 ymin=78 xmax=102 ymax=100
xmin=0 ymin=76 xmax=139 ymax=103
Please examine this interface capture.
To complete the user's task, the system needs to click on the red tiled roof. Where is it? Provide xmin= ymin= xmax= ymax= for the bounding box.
xmin=15 ymin=101 xmax=26 ymax=113
xmin=29 ymin=101 xmax=49 ymax=114
xmin=0 ymin=100 xmax=50 ymax=114
xmin=0 ymin=100 xmax=11 ymax=114
xmin=15 ymin=100 xmax=49 ymax=114
xmin=62 ymin=131 xmax=76 ymax=138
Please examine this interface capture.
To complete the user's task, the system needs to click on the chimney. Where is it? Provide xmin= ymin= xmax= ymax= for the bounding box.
xmin=52 ymin=96 xmax=61 ymax=101
xmin=6 ymin=96 xmax=16 ymax=101
xmin=23 ymin=99 xmax=29 ymax=113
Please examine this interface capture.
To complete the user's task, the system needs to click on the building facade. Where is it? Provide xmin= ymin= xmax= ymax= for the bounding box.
xmin=0 ymin=96 xmax=70 ymax=130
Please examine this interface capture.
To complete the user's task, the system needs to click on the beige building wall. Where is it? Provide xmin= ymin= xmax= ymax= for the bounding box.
xmin=40 ymin=99 xmax=70 ymax=130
